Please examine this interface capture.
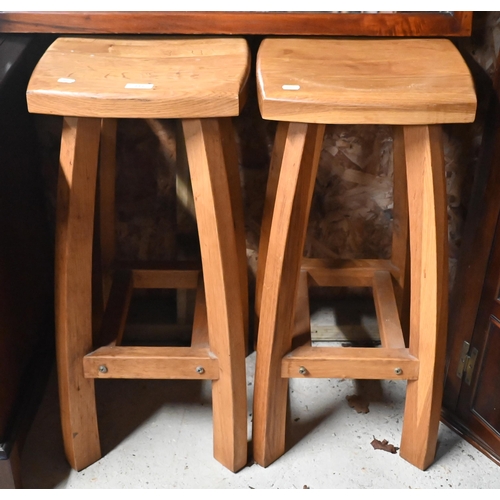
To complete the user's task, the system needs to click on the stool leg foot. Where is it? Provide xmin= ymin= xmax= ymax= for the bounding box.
xmin=399 ymin=125 xmax=448 ymax=470
xmin=182 ymin=118 xmax=248 ymax=472
xmin=253 ymin=122 xmax=325 ymax=467
xmin=56 ymin=117 xmax=102 ymax=471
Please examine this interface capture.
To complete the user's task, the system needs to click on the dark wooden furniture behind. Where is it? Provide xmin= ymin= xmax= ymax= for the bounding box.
xmin=442 ymin=49 xmax=500 ymax=466
xmin=0 ymin=35 xmax=54 ymax=489
xmin=0 ymin=11 xmax=472 ymax=37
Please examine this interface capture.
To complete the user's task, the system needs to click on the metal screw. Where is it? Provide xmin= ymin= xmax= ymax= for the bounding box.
xmin=98 ymin=365 xmax=108 ymax=374
xmin=298 ymin=366 xmax=307 ymax=375
xmin=394 ymin=367 xmax=403 ymax=375
xmin=196 ymin=366 xmax=205 ymax=374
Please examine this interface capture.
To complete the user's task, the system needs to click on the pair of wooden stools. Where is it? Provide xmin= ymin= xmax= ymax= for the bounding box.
xmin=26 ymin=36 xmax=476 ymax=473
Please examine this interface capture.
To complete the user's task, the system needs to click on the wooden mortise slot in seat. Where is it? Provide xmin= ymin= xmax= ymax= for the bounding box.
xmin=285 ymin=260 xmax=411 ymax=379
xmin=84 ymin=266 xmax=217 ymax=379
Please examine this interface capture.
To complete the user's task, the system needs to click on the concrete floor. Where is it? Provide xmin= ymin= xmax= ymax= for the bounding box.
xmin=20 ymin=350 xmax=500 ymax=489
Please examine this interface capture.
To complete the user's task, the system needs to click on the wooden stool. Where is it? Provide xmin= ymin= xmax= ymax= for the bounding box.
xmin=253 ymin=38 xmax=477 ymax=470
xmin=26 ymin=37 xmax=250 ymax=473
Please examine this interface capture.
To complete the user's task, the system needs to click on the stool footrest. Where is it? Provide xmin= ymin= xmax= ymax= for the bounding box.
xmin=281 ymin=345 xmax=418 ymax=380
xmin=304 ymin=258 xmax=399 ymax=287
xmin=83 ymin=345 xmax=219 ymax=379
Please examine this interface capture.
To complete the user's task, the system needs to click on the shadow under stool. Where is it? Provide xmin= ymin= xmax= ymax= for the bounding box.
xmin=26 ymin=36 xmax=250 ymax=473
xmin=252 ymin=38 xmax=477 ymax=470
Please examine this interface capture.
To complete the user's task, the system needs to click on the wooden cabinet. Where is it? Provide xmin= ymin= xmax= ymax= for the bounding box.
xmin=442 ymin=49 xmax=500 ymax=466
xmin=0 ymin=35 xmax=54 ymax=489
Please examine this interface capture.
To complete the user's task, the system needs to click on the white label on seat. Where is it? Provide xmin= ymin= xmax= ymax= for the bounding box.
xmin=125 ymin=83 xmax=155 ymax=89
xmin=58 ymin=78 xmax=76 ymax=83
xmin=282 ymin=84 xmax=300 ymax=90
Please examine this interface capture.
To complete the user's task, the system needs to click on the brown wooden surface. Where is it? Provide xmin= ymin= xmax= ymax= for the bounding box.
xmin=55 ymin=116 xmax=102 ymax=472
xmin=0 ymin=35 xmax=54 ymax=490
xmin=0 ymin=12 xmax=472 ymax=36
xmin=442 ymin=49 xmax=500 ymax=466
xmin=282 ymin=346 xmax=418 ymax=380
xmin=83 ymin=345 xmax=219 ymax=379
xmin=27 ymin=37 xmax=250 ymax=118
xmin=183 ymin=117 xmax=248 ymax=472
xmin=257 ymin=38 xmax=477 ymax=125
xmin=253 ymin=121 xmax=325 ymax=467
xmin=399 ymin=124 xmax=449 ymax=470
xmin=444 ymin=50 xmax=500 ymax=410
xmin=372 ymin=270 xmax=405 ymax=349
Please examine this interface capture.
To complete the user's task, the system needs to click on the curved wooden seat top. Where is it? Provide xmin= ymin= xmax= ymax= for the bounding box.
xmin=257 ymin=38 xmax=477 ymax=125
xmin=27 ymin=37 xmax=250 ymax=118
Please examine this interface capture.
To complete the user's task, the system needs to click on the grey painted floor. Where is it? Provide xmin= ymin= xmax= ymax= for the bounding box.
xmin=20 ymin=350 xmax=500 ymax=489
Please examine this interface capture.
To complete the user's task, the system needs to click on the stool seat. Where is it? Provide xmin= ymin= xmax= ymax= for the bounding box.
xmin=257 ymin=38 xmax=476 ymax=124
xmin=27 ymin=37 xmax=250 ymax=118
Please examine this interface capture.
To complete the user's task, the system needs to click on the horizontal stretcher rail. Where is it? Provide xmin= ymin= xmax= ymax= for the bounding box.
xmin=83 ymin=345 xmax=219 ymax=379
xmin=282 ymin=345 xmax=418 ymax=380
xmin=303 ymin=258 xmax=400 ymax=287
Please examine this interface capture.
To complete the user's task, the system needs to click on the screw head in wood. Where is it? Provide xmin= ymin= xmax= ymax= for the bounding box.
xmin=394 ymin=367 xmax=403 ymax=375
xmin=298 ymin=366 xmax=307 ymax=375
xmin=99 ymin=365 xmax=108 ymax=373
xmin=196 ymin=366 xmax=205 ymax=374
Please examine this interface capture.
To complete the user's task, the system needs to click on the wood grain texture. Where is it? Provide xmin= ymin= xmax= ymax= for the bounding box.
xmin=0 ymin=12 xmax=473 ymax=37
xmin=98 ymin=118 xmax=117 ymax=306
xmin=372 ymin=271 xmax=405 ymax=350
xmin=182 ymin=117 xmax=248 ymax=472
xmin=254 ymin=120 xmax=288 ymax=320
xmin=218 ymin=117 xmax=249 ymax=353
xmin=27 ymin=37 xmax=250 ymax=118
xmin=191 ymin=279 xmax=209 ymax=349
xmin=399 ymin=125 xmax=449 ymax=470
xmin=257 ymin=38 xmax=477 ymax=125
xmin=305 ymin=259 xmax=397 ymax=287
xmin=444 ymin=50 xmax=500 ymax=411
xmin=83 ymin=346 xmax=219 ymax=379
xmin=253 ymin=122 xmax=325 ymax=467
xmin=391 ymin=126 xmax=411 ymax=341
xmin=282 ymin=346 xmax=418 ymax=380
xmin=55 ymin=116 xmax=101 ymax=472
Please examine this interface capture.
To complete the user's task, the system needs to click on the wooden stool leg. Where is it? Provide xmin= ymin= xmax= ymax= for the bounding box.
xmin=98 ymin=118 xmax=117 ymax=306
xmin=391 ymin=126 xmax=410 ymax=341
xmin=92 ymin=118 xmax=117 ymax=346
xmin=218 ymin=117 xmax=249 ymax=353
xmin=255 ymin=122 xmax=289 ymax=320
xmin=182 ymin=118 xmax=247 ymax=472
xmin=399 ymin=125 xmax=449 ymax=470
xmin=56 ymin=116 xmax=102 ymax=471
xmin=253 ymin=122 xmax=325 ymax=467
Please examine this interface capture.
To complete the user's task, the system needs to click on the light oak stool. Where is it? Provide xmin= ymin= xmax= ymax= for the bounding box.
xmin=253 ymin=38 xmax=476 ymax=470
xmin=26 ymin=37 xmax=250 ymax=473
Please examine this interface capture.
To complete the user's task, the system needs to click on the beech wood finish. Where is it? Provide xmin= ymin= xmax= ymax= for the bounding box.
xmin=27 ymin=36 xmax=250 ymax=473
xmin=253 ymin=38 xmax=476 ymax=471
